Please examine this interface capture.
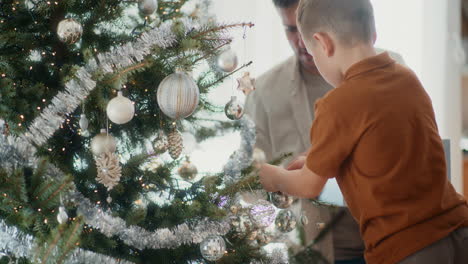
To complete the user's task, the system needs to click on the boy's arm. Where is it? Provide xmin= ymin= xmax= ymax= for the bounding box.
xmin=259 ymin=163 xmax=328 ymax=199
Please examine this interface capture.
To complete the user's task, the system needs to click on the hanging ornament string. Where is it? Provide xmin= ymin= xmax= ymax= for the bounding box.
xmin=243 ymin=25 xmax=248 ymax=66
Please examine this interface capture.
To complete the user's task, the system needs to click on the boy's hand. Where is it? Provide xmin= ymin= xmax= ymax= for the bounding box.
xmin=286 ymin=154 xmax=307 ymax=171
xmin=259 ymin=163 xmax=282 ymax=192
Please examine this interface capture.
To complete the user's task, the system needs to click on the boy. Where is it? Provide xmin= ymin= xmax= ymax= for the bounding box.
xmin=258 ymin=0 xmax=468 ymax=263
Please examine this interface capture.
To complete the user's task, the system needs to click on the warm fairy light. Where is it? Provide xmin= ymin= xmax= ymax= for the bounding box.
xmin=18 ymin=123 xmax=22 ymax=127
xmin=41 ymin=52 xmax=46 ymax=55
xmin=51 ymin=63 xmax=55 ymax=66
xmin=1 ymin=74 xmax=5 ymax=77
xmin=20 ymin=115 xmax=24 ymax=119
xmin=44 ymin=219 xmax=48 ymax=224
xmin=62 ymin=147 xmax=65 ymax=151
xmin=47 ymin=1 xmax=51 ymax=4
xmin=29 ymin=66 xmax=33 ymax=70
xmin=97 ymin=201 xmax=101 ymax=205
xmin=48 ymin=148 xmax=52 ymax=151
xmin=37 ymin=106 xmax=41 ymax=110
xmin=42 ymin=99 xmax=46 ymax=102
xmin=94 ymin=190 xmax=98 ymax=193
xmin=38 ymin=208 xmax=42 ymax=212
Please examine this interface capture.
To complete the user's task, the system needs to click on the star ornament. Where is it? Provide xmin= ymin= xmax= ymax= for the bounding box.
xmin=237 ymin=72 xmax=256 ymax=96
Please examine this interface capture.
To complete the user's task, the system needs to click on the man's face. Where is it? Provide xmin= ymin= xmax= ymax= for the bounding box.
xmin=277 ymin=4 xmax=316 ymax=72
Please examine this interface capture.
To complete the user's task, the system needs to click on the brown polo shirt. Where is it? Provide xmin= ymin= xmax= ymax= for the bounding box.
xmin=306 ymin=52 xmax=468 ymax=264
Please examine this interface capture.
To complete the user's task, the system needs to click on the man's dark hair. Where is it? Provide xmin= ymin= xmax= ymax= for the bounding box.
xmin=272 ymin=0 xmax=299 ymax=8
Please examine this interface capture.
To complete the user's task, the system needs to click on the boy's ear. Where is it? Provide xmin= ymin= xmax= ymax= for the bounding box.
xmin=313 ymin=32 xmax=335 ymax=57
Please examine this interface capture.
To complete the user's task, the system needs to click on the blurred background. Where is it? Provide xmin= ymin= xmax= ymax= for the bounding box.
xmin=192 ymin=0 xmax=468 ymax=203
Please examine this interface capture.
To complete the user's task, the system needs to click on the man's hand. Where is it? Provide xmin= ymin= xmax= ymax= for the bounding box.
xmin=259 ymin=163 xmax=283 ymax=192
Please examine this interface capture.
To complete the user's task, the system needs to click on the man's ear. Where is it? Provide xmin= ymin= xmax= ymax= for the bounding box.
xmin=313 ymin=32 xmax=335 ymax=57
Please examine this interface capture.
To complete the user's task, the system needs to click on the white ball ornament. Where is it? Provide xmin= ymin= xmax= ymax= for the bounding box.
xmin=57 ymin=18 xmax=83 ymax=44
xmin=138 ymin=0 xmax=158 ymax=15
xmin=157 ymin=70 xmax=200 ymax=120
xmin=217 ymin=47 xmax=238 ymax=72
xmin=90 ymin=129 xmax=117 ymax=156
xmin=106 ymin=91 xmax=135 ymax=124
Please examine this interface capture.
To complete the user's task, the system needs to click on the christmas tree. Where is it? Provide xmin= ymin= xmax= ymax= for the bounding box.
xmin=0 ymin=0 xmax=334 ymax=263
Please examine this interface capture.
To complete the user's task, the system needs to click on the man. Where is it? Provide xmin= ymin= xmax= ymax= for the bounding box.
xmin=244 ymin=0 xmax=404 ymax=263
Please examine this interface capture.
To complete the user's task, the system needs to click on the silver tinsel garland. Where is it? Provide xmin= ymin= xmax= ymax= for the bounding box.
xmin=71 ymin=192 xmax=231 ymax=250
xmin=223 ymin=115 xmax=256 ymax=184
xmin=0 ymin=220 xmax=134 ymax=264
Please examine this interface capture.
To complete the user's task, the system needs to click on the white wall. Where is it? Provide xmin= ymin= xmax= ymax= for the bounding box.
xmin=371 ymin=0 xmax=464 ymax=193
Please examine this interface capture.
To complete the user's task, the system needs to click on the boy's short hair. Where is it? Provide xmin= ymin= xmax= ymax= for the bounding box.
xmin=297 ymin=0 xmax=376 ymax=46
xmin=272 ymin=0 xmax=299 ymax=8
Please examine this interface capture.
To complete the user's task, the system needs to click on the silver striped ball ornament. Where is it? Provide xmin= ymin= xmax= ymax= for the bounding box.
xmin=156 ymin=70 xmax=200 ymax=120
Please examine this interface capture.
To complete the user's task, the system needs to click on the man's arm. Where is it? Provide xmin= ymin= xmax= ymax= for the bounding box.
xmin=259 ymin=163 xmax=328 ymax=199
